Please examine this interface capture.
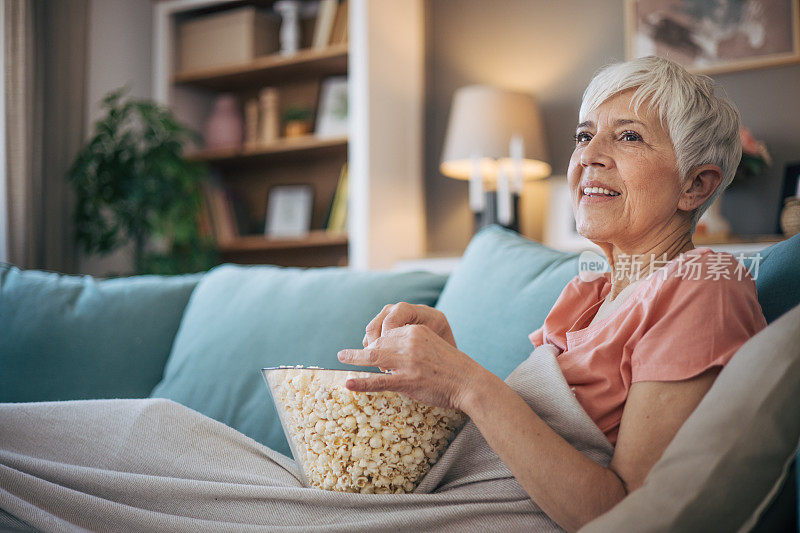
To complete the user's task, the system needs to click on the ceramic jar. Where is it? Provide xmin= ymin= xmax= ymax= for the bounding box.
xmin=204 ymin=94 xmax=244 ymax=150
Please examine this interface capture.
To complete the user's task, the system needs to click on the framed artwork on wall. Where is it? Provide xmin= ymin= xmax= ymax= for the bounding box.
xmin=625 ymin=0 xmax=800 ymax=75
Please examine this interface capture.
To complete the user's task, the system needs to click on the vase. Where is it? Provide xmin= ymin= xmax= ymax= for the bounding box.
xmin=204 ymin=94 xmax=244 ymax=150
xmin=780 ymin=198 xmax=800 ymax=238
xmin=696 ymin=193 xmax=731 ymax=237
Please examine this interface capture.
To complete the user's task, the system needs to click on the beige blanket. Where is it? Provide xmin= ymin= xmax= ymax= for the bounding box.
xmin=0 ymin=346 xmax=613 ymax=532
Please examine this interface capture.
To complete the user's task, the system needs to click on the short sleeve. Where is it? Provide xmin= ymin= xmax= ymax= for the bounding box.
xmin=631 ymin=274 xmax=767 ymax=383
xmin=528 ymin=275 xmax=609 ymax=351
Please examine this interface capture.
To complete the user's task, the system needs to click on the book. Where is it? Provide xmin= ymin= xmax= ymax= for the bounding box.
xmin=330 ymin=0 xmax=348 ymax=45
xmin=312 ymin=0 xmax=338 ymax=49
xmin=201 ymin=175 xmax=238 ymax=244
xmin=326 ymin=163 xmax=348 ymax=233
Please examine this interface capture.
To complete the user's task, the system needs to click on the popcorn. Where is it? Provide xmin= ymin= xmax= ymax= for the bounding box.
xmin=264 ymin=368 xmax=466 ymax=494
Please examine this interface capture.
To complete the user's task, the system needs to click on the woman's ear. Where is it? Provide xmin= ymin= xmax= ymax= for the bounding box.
xmin=678 ymin=165 xmax=723 ymax=212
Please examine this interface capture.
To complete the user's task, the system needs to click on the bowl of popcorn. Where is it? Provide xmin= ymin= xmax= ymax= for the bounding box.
xmin=262 ymin=366 xmax=466 ymax=494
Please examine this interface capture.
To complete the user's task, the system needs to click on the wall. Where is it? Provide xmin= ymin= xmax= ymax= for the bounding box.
xmin=424 ymin=0 xmax=800 ymax=255
xmin=78 ymin=0 xmax=153 ymax=276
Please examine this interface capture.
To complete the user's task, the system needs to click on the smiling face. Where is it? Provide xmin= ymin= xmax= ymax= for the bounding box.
xmin=567 ymin=90 xmax=688 ymax=251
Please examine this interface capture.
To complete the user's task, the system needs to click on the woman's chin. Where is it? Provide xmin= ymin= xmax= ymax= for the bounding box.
xmin=575 ymin=222 xmax=615 ymax=243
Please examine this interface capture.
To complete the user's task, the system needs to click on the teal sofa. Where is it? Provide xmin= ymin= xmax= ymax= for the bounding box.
xmin=2 ymin=226 xmax=799 ymax=530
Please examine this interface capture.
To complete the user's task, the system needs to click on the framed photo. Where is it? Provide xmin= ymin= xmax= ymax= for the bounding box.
xmin=265 ymin=185 xmax=314 ymax=238
xmin=625 ymin=0 xmax=800 ymax=75
xmin=543 ymin=176 xmax=601 ymax=252
xmin=315 ymin=75 xmax=348 ymax=138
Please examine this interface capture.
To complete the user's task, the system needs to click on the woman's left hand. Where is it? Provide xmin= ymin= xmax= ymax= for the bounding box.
xmin=337 ymin=324 xmax=485 ymax=411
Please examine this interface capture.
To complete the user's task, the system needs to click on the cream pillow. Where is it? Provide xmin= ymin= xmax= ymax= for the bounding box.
xmin=580 ymin=303 xmax=800 ymax=532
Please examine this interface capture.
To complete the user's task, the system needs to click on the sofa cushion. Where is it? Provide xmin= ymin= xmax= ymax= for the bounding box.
xmin=749 ymin=232 xmax=800 ymax=323
xmin=434 ymin=225 xmax=579 ymax=379
xmin=580 ymin=302 xmax=800 ymax=532
xmin=0 ymin=263 xmax=202 ymax=402
xmin=150 ymin=264 xmax=447 ymax=458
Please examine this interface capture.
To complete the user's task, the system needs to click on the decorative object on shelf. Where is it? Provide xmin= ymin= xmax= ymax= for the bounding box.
xmin=735 ymin=126 xmax=772 ymax=182
xmin=259 ymin=87 xmax=281 ymax=144
xmin=283 ymin=106 xmax=314 ymax=138
xmin=698 ymin=126 xmax=771 ymax=237
xmin=315 ymin=75 xmax=348 ymax=138
xmin=440 ymin=85 xmax=551 ymax=233
xmin=274 ymin=0 xmax=302 ymax=56
xmin=68 ymin=87 xmax=216 ymax=275
xmin=177 ymin=6 xmax=279 ymax=72
xmin=777 ymin=161 xmax=800 ymax=233
xmin=265 ymin=184 xmax=315 ymax=238
xmin=780 ymin=198 xmax=800 ymax=238
xmin=625 ymin=0 xmax=800 ymax=75
xmin=313 ymin=0 xmax=338 ymax=49
xmin=204 ymin=94 xmax=244 ymax=150
xmin=325 ymin=163 xmax=349 ymax=233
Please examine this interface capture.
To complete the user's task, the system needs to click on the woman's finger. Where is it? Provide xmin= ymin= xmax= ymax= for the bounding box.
xmin=364 ymin=305 xmax=393 ymax=347
xmin=380 ymin=303 xmax=417 ymax=337
xmin=345 ymin=373 xmax=398 ymax=393
xmin=337 ymin=348 xmax=395 ymax=368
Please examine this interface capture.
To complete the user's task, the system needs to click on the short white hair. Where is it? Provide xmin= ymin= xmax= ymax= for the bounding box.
xmin=579 ymin=56 xmax=742 ymax=228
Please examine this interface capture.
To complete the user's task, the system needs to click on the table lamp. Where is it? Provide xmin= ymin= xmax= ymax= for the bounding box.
xmin=440 ymin=85 xmax=551 ymax=232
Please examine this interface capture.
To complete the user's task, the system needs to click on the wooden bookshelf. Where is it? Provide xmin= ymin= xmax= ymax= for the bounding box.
xmin=187 ymin=135 xmax=347 ymax=165
xmin=218 ymin=231 xmax=348 ymax=253
xmin=173 ymin=44 xmax=348 ymax=90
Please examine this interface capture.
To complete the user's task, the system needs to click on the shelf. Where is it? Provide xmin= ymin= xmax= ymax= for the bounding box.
xmin=187 ymin=135 xmax=347 ymax=165
xmin=218 ymin=231 xmax=348 ymax=253
xmin=173 ymin=44 xmax=348 ymax=90
xmin=693 ymin=233 xmax=784 ymax=245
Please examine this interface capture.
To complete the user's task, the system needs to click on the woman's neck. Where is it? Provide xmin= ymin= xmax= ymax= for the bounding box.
xmin=599 ymin=227 xmax=694 ymax=300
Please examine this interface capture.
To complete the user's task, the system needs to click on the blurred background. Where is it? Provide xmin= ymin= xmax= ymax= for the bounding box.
xmin=2 ymin=0 xmax=799 ymax=277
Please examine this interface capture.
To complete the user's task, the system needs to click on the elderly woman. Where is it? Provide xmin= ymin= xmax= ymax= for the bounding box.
xmin=0 ymin=56 xmax=767 ymax=532
xmin=337 ymin=55 xmax=766 ymax=531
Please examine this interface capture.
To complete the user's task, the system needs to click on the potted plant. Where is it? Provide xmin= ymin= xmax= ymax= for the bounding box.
xmin=283 ymin=106 xmax=313 ymax=138
xmin=68 ymin=87 xmax=217 ymax=275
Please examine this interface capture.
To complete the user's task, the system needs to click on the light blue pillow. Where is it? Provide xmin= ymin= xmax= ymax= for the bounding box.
xmin=435 ymin=225 xmax=579 ymax=379
xmin=150 ymin=264 xmax=447 ymax=457
xmin=0 ymin=263 xmax=202 ymax=402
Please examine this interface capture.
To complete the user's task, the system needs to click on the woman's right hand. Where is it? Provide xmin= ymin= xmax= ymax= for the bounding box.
xmin=363 ymin=303 xmax=457 ymax=349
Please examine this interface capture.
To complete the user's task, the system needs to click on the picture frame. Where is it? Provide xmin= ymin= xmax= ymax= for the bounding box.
xmin=625 ymin=0 xmax=800 ymax=75
xmin=543 ymin=176 xmax=601 ymax=252
xmin=264 ymin=184 xmax=314 ymax=238
xmin=315 ymin=75 xmax=348 ymax=138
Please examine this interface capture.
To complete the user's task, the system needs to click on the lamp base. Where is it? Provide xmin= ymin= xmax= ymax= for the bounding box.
xmin=473 ymin=191 xmax=520 ymax=233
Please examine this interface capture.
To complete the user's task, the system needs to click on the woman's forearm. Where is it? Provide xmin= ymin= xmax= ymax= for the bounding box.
xmin=460 ymin=372 xmax=627 ymax=532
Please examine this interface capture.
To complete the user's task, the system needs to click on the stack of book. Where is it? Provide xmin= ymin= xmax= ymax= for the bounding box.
xmin=313 ymin=0 xmax=348 ymax=49
xmin=325 ymin=163 xmax=348 ymax=233
xmin=199 ymin=175 xmax=249 ymax=245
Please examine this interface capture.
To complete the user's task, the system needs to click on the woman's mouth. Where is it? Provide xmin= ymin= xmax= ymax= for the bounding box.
xmin=580 ymin=186 xmax=621 ymax=204
xmin=582 ymin=186 xmax=620 ymax=197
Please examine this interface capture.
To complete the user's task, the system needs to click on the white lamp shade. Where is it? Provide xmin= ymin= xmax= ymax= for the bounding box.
xmin=440 ymin=85 xmax=551 ymax=181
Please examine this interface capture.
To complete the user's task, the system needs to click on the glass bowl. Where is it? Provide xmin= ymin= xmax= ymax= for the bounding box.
xmin=262 ymin=366 xmax=466 ymax=493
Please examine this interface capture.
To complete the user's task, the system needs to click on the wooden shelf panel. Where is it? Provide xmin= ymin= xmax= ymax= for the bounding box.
xmin=693 ymin=233 xmax=784 ymax=245
xmin=218 ymin=231 xmax=348 ymax=253
xmin=173 ymin=44 xmax=348 ymax=90
xmin=188 ymin=135 xmax=347 ymax=164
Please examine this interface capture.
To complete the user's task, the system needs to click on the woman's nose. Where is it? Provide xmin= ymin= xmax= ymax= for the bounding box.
xmin=580 ymin=137 xmax=613 ymax=168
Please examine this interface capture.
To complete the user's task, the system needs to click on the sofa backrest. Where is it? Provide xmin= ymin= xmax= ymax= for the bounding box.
xmin=0 ymin=264 xmax=202 ymax=402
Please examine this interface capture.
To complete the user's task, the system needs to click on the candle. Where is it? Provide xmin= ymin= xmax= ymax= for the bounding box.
xmin=795 ymin=172 xmax=800 ymax=198
xmin=497 ymin=166 xmax=512 ymax=225
xmin=469 ymin=155 xmax=485 ymax=212
xmin=510 ymin=134 xmax=524 ymax=193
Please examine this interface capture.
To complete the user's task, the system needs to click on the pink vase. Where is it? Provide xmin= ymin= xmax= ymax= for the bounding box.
xmin=204 ymin=94 xmax=244 ymax=150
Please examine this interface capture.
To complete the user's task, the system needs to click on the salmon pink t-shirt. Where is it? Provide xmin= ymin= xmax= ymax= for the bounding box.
xmin=528 ymin=247 xmax=766 ymax=445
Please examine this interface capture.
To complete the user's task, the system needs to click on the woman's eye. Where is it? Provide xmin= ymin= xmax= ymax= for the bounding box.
xmin=573 ymin=132 xmax=592 ymax=144
xmin=620 ymin=130 xmax=642 ymax=142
